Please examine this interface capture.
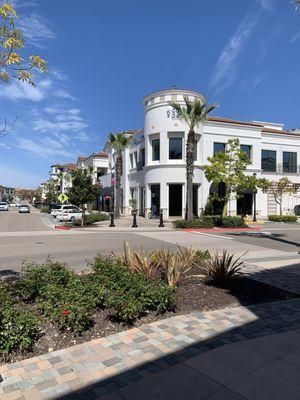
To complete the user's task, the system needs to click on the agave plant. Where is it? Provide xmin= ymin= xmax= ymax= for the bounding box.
xmin=117 ymin=242 xmax=158 ymax=279
xmin=153 ymin=245 xmax=200 ymax=287
xmin=203 ymin=250 xmax=244 ymax=285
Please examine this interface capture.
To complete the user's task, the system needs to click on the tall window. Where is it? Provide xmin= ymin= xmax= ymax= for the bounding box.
xmin=141 ymin=148 xmax=145 ymax=167
xmin=214 ymin=142 xmax=225 ymax=155
xmin=152 ymin=139 xmax=160 ymax=161
xmin=169 ymin=137 xmax=183 ymax=159
xmin=129 ymin=153 xmax=134 ymax=169
xmin=283 ymin=152 xmax=297 ymax=173
xmin=241 ymin=144 xmax=252 ymax=161
xmin=261 ymin=150 xmax=276 ymax=172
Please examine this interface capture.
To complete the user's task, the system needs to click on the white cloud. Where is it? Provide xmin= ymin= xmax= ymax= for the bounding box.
xmin=0 ymin=79 xmax=52 ymax=102
xmin=210 ymin=10 xmax=260 ymax=92
xmin=33 ymin=118 xmax=88 ymax=133
xmin=55 ymin=89 xmax=76 ymax=101
xmin=54 ymin=114 xmax=83 ymax=122
xmin=16 ymin=137 xmax=73 ymax=158
xmin=256 ymin=0 xmax=276 ymax=10
xmin=76 ymin=132 xmax=90 ymax=142
xmin=291 ymin=30 xmax=300 ymax=43
xmin=18 ymin=13 xmax=56 ymax=47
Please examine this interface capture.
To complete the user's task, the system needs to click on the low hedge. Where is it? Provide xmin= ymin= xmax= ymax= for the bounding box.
xmin=40 ymin=206 xmax=49 ymax=213
xmin=173 ymin=216 xmax=246 ymax=229
xmin=83 ymin=213 xmax=109 ymax=225
xmin=216 ymin=216 xmax=247 ymax=228
xmin=173 ymin=218 xmax=214 ymax=229
xmin=268 ymin=215 xmax=298 ymax=223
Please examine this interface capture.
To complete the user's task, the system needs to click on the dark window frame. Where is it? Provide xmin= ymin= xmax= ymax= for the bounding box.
xmin=152 ymin=139 xmax=160 ymax=161
xmin=240 ymin=144 xmax=252 ymax=161
xmin=213 ymin=142 xmax=226 ymax=155
xmin=169 ymin=137 xmax=183 ymax=160
xmin=261 ymin=150 xmax=277 ymax=172
xmin=283 ymin=151 xmax=297 ymax=173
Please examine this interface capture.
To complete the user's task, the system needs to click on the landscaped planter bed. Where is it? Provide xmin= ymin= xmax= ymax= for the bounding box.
xmin=0 ymin=259 xmax=296 ymax=365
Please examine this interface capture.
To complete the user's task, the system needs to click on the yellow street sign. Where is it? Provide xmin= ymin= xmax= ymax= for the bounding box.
xmin=58 ymin=193 xmax=68 ymax=204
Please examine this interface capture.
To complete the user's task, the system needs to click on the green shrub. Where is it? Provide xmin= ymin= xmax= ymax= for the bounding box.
xmin=173 ymin=218 xmax=214 ymax=229
xmin=14 ymin=260 xmax=73 ymax=302
xmin=91 ymin=256 xmax=175 ymax=322
xmin=37 ymin=275 xmax=106 ymax=333
xmin=0 ymin=302 xmax=38 ymax=358
xmin=203 ymin=250 xmax=244 ymax=285
xmin=268 ymin=215 xmax=298 ymax=223
xmin=83 ymin=213 xmax=109 ymax=225
xmin=40 ymin=206 xmax=49 ymax=213
xmin=215 ymin=216 xmax=247 ymax=228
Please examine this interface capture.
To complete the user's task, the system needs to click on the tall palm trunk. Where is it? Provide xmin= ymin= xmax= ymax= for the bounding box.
xmin=114 ymin=153 xmax=122 ymax=218
xmin=185 ymin=129 xmax=195 ymax=220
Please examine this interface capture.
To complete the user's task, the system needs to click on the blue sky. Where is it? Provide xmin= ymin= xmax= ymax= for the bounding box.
xmin=0 ymin=0 xmax=300 ymax=188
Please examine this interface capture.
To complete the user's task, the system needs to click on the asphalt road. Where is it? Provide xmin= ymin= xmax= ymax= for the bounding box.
xmin=2 ymin=208 xmax=300 ymax=272
xmin=0 ymin=206 xmax=50 ymax=232
xmin=201 ymin=224 xmax=300 ymax=253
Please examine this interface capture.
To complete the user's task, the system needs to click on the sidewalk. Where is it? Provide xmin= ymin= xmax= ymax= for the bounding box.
xmin=1 ymin=298 xmax=300 ymax=400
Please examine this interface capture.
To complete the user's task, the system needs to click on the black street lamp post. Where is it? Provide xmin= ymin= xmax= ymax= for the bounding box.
xmin=253 ymin=172 xmax=257 ymax=222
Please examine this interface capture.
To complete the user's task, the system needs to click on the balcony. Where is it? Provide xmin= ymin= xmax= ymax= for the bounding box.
xmin=98 ymin=173 xmax=113 ymax=188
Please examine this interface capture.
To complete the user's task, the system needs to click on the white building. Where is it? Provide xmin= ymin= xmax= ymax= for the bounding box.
xmin=76 ymin=152 xmax=109 ymax=184
xmin=49 ymin=163 xmax=76 ymax=194
xmin=100 ymin=87 xmax=300 ymax=219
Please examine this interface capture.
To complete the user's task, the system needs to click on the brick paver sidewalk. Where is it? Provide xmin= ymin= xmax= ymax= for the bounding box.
xmin=1 ymin=297 xmax=300 ymax=400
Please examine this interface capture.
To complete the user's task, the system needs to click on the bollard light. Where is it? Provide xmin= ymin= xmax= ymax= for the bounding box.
xmin=109 ymin=212 xmax=115 ymax=227
xmin=132 ymin=211 xmax=138 ymax=228
xmin=159 ymin=209 xmax=165 ymax=228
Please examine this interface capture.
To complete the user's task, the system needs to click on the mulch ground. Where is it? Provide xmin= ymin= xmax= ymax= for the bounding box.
xmin=6 ymin=275 xmax=297 ymax=364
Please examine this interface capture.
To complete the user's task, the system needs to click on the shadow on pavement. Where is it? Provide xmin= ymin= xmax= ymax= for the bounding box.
xmin=230 ymin=231 xmax=300 ymax=250
xmin=54 ymin=265 xmax=300 ymax=400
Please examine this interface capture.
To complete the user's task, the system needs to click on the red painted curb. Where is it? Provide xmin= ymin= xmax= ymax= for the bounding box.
xmin=55 ymin=225 xmax=71 ymax=230
xmin=183 ymin=227 xmax=262 ymax=233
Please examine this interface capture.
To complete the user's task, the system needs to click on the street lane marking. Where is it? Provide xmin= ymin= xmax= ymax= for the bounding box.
xmin=191 ymin=232 xmax=233 ymax=240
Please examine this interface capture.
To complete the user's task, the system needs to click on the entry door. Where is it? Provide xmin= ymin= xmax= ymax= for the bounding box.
xmin=193 ymin=184 xmax=199 ymax=217
xmin=139 ymin=187 xmax=145 ymax=216
xmin=150 ymin=185 xmax=160 ymax=211
xmin=169 ymin=184 xmax=183 ymax=217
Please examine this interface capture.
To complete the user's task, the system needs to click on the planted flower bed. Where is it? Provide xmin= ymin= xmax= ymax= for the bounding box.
xmin=0 ymin=246 xmax=296 ymax=363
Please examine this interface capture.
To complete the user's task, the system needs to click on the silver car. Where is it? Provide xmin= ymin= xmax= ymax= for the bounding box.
xmin=0 ymin=202 xmax=9 ymax=211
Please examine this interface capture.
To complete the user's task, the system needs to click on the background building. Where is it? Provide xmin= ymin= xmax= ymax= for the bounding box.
xmin=99 ymin=88 xmax=300 ymax=219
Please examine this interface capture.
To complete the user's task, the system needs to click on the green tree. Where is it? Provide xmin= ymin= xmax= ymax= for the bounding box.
xmin=204 ymin=138 xmax=268 ymax=217
xmin=108 ymin=132 xmax=132 ymax=218
xmin=170 ymin=96 xmax=216 ymax=220
xmin=0 ymin=3 xmax=47 ymax=84
xmin=265 ymin=177 xmax=296 ymax=217
xmin=68 ymin=169 xmax=100 ymax=225
xmin=0 ymin=3 xmax=47 ymax=137
xmin=45 ymin=179 xmax=58 ymax=205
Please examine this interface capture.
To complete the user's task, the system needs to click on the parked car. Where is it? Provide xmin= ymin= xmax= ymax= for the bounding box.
xmin=19 ymin=205 xmax=30 ymax=213
xmin=56 ymin=207 xmax=86 ymax=222
xmin=0 ymin=202 xmax=9 ymax=211
xmin=51 ymin=204 xmax=75 ymax=218
xmin=48 ymin=204 xmax=61 ymax=214
xmin=9 ymin=203 xmax=18 ymax=207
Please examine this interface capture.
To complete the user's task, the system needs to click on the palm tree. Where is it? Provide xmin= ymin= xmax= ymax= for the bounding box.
xmin=170 ymin=96 xmax=216 ymax=220
xmin=109 ymin=132 xmax=132 ymax=218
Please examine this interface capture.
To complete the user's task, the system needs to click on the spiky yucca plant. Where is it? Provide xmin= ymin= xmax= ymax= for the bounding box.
xmin=203 ymin=250 xmax=244 ymax=285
